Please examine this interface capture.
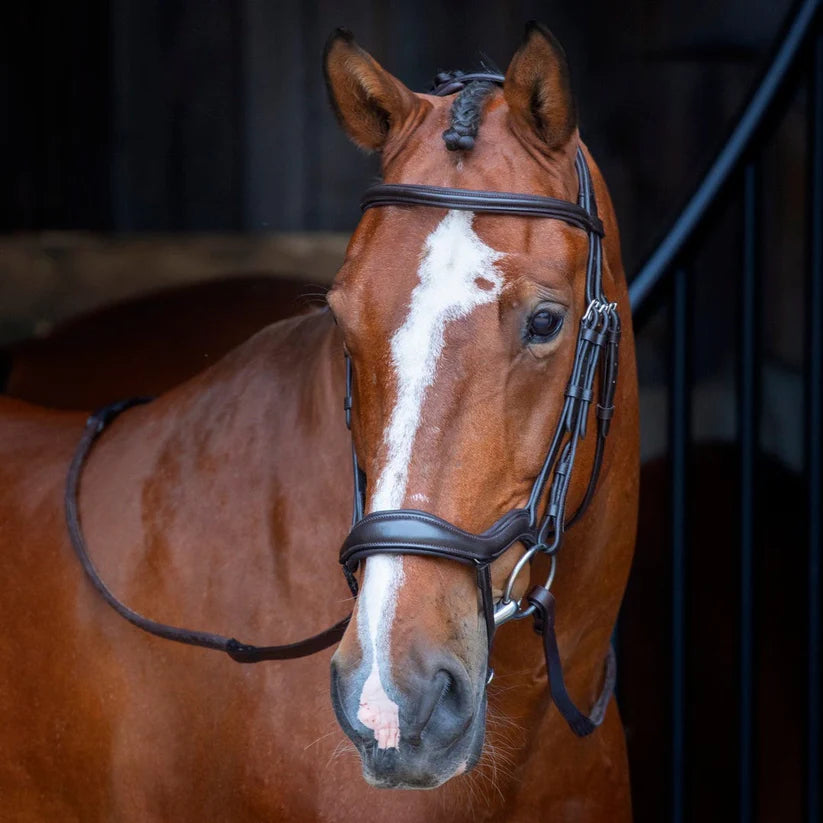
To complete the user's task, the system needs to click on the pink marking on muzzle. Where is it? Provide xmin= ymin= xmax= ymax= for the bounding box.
xmin=358 ymin=661 xmax=401 ymax=749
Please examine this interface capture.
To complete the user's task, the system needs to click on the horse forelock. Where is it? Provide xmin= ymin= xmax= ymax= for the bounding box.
xmin=441 ymin=76 xmax=499 ymax=152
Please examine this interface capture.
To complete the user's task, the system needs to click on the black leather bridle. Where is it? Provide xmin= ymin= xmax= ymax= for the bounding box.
xmin=65 ymin=73 xmax=620 ymax=738
xmin=340 ymin=82 xmax=620 ymax=733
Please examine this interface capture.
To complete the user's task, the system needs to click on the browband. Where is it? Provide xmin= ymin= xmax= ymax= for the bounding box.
xmin=361 ymin=183 xmax=605 ymax=237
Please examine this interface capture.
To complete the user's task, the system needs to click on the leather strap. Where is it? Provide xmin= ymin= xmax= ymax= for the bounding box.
xmin=340 ymin=508 xmax=531 ymax=662
xmin=65 ymin=399 xmax=351 ymax=663
xmin=361 ymin=184 xmax=604 ymax=236
xmin=430 ymin=71 xmax=506 ymax=96
xmin=527 ymin=585 xmax=615 ymax=736
xmin=223 ymin=618 xmax=350 ymax=662
xmin=340 ymin=508 xmax=533 ymax=571
xmin=476 ymin=564 xmax=496 ymax=654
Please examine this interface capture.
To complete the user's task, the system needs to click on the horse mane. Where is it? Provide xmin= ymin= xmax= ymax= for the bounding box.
xmin=438 ymin=66 xmax=499 ymax=152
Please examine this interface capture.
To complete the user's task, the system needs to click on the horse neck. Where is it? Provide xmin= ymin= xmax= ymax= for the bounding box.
xmin=79 ymin=310 xmax=354 ymax=633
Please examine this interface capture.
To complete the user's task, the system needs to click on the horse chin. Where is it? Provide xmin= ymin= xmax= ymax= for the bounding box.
xmin=357 ymin=693 xmax=488 ymax=790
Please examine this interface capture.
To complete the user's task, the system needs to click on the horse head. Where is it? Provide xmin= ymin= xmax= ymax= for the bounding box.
xmin=325 ymin=22 xmax=636 ymax=789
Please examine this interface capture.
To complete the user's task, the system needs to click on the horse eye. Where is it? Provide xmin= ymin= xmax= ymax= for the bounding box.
xmin=526 ymin=308 xmax=564 ymax=343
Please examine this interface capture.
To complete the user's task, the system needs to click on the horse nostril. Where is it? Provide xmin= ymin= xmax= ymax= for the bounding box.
xmin=410 ymin=664 xmax=473 ymax=746
xmin=406 ymin=669 xmax=450 ymax=743
xmin=434 ymin=669 xmax=457 ymax=711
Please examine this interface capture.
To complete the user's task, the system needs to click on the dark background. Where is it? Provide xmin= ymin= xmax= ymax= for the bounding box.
xmin=0 ymin=0 xmax=790 ymax=260
xmin=2 ymin=2 xmax=819 ymax=822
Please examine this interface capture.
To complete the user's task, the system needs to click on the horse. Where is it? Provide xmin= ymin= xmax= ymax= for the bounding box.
xmin=0 ymin=22 xmax=638 ymax=821
xmin=2 ymin=274 xmax=327 ymax=409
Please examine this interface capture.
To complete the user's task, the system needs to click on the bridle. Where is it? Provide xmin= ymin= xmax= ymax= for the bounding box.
xmin=64 ymin=73 xmax=620 ymax=739
xmin=340 ymin=73 xmax=620 ymax=735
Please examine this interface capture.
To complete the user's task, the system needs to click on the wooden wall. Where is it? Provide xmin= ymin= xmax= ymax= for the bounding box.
xmin=1 ymin=0 xmax=792 ymax=252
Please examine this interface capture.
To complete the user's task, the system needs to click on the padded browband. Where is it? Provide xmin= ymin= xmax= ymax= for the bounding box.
xmin=340 ymin=508 xmax=533 ymax=571
xmin=360 ymin=184 xmax=605 ymax=237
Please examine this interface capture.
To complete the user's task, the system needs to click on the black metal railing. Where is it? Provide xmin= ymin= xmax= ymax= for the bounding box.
xmin=627 ymin=1 xmax=822 ymax=820
xmin=805 ymin=25 xmax=823 ymax=823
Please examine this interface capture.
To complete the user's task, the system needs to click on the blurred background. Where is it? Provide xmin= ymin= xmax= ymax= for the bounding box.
xmin=0 ymin=0 xmax=797 ymax=336
xmin=1 ymin=1 xmax=820 ymax=821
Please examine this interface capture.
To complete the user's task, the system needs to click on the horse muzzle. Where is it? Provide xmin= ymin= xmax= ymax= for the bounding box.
xmin=330 ymin=648 xmax=486 ymax=789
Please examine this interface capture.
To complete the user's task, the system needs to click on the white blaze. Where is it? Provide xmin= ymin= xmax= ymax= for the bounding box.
xmin=356 ymin=210 xmax=505 ymax=749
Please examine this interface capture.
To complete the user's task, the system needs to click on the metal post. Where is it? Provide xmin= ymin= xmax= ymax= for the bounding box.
xmin=806 ymin=29 xmax=823 ymax=823
xmin=739 ymin=161 xmax=761 ymax=823
xmin=670 ymin=265 xmax=691 ymax=823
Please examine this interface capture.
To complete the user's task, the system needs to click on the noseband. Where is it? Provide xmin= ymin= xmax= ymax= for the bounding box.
xmin=64 ymin=73 xmax=619 ymax=739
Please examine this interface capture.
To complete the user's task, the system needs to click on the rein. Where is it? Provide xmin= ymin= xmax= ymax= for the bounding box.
xmin=65 ymin=398 xmax=349 ymax=663
xmin=64 ymin=73 xmax=620 ymax=737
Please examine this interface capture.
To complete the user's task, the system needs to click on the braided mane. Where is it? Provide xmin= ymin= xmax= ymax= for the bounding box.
xmin=435 ymin=69 xmax=499 ymax=152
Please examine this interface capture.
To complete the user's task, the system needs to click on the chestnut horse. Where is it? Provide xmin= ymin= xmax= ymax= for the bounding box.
xmin=0 ymin=23 xmax=638 ymax=821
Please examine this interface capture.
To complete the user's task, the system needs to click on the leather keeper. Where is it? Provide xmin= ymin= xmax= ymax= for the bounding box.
xmin=565 ymin=384 xmax=594 ymax=402
xmin=596 ymin=404 xmax=615 ymax=420
xmin=581 ymin=326 xmax=608 ymax=346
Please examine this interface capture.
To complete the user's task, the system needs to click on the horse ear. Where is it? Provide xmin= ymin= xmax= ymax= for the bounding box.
xmin=324 ymin=29 xmax=419 ymax=152
xmin=504 ymin=22 xmax=577 ymax=151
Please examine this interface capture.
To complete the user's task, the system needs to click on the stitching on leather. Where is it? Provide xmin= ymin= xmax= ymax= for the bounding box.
xmin=341 ymin=532 xmax=531 ymax=564
xmin=361 ymin=185 xmax=602 ymax=235
xmin=348 ymin=509 xmax=530 ymax=541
